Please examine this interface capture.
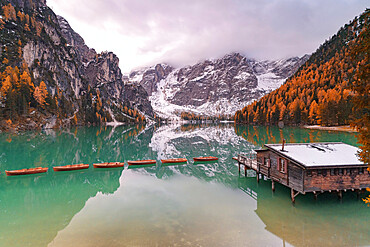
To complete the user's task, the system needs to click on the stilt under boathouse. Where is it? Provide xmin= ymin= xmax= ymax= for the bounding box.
xmin=237 ymin=141 xmax=370 ymax=203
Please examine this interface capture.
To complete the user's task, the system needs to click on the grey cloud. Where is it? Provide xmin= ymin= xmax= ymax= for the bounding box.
xmin=48 ymin=0 xmax=369 ymax=72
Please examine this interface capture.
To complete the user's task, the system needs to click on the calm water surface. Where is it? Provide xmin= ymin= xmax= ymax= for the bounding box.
xmin=0 ymin=124 xmax=368 ymax=247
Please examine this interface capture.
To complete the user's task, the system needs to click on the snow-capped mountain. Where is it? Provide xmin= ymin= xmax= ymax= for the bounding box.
xmin=128 ymin=53 xmax=309 ymax=120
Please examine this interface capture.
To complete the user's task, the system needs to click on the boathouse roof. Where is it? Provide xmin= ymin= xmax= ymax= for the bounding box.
xmin=264 ymin=142 xmax=364 ymax=167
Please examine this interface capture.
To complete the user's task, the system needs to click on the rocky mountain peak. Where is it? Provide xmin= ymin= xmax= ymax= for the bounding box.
xmin=85 ymin=51 xmax=122 ymax=98
xmin=57 ymin=15 xmax=96 ymax=63
xmin=129 ymin=53 xmax=309 ymax=119
xmin=130 ymin=63 xmax=174 ymax=96
xmin=0 ymin=0 xmax=154 ymax=130
xmin=217 ymin=52 xmax=245 ymax=66
xmin=8 ymin=0 xmax=46 ymax=9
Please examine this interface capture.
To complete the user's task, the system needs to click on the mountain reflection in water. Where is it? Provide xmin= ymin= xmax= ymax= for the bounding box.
xmin=0 ymin=124 xmax=367 ymax=247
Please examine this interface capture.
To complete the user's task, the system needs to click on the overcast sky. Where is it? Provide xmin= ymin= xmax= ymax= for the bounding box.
xmin=47 ymin=0 xmax=368 ymax=74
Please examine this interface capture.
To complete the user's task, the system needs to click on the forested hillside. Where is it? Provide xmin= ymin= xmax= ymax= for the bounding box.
xmin=0 ymin=0 xmax=150 ymax=130
xmin=235 ymin=9 xmax=369 ymax=127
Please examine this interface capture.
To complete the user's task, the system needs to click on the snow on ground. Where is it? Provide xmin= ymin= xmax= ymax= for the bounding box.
xmin=234 ymin=72 xmax=253 ymax=80
xmin=130 ymin=72 xmax=143 ymax=83
xmin=256 ymin=72 xmax=285 ymax=92
xmin=130 ymin=58 xmax=293 ymax=120
xmin=149 ymin=69 xmax=253 ymax=120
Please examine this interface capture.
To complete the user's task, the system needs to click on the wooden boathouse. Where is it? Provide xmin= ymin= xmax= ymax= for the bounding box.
xmin=237 ymin=141 xmax=369 ymax=203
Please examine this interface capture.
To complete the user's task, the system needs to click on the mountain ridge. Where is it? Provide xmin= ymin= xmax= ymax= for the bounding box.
xmin=235 ymin=9 xmax=369 ymax=127
xmin=0 ymin=0 xmax=153 ymax=130
xmin=128 ymin=53 xmax=309 ymax=120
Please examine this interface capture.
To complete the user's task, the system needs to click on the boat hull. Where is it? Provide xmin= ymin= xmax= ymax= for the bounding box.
xmin=5 ymin=167 xmax=48 ymax=176
xmin=161 ymin=158 xmax=187 ymax=164
xmin=53 ymin=164 xmax=89 ymax=171
xmin=193 ymin=156 xmax=218 ymax=162
xmin=127 ymin=160 xmax=156 ymax=166
xmin=93 ymin=162 xmax=124 ymax=168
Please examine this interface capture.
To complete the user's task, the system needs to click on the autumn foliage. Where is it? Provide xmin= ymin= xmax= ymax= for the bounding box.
xmin=180 ymin=111 xmax=231 ymax=121
xmin=0 ymin=64 xmax=56 ymax=118
xmin=33 ymin=81 xmax=48 ymax=107
xmin=348 ymin=12 xmax=370 ymax=166
xmin=235 ymin=9 xmax=369 ymax=128
xmin=0 ymin=2 xmax=146 ymax=126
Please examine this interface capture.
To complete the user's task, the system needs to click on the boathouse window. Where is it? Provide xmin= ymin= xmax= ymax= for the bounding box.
xmin=338 ymin=168 xmax=343 ymax=175
xmin=307 ymin=170 xmax=312 ymax=176
xmin=330 ymin=169 xmax=335 ymax=176
xmin=322 ymin=170 xmax=327 ymax=177
xmin=263 ymin=157 xmax=270 ymax=167
xmin=359 ymin=168 xmax=364 ymax=174
xmin=317 ymin=170 xmax=322 ymax=176
xmin=278 ymin=158 xmax=287 ymax=173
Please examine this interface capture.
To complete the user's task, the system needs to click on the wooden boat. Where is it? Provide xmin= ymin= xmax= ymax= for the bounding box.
xmin=193 ymin=156 xmax=218 ymax=162
xmin=232 ymin=157 xmax=238 ymax=161
xmin=5 ymin=167 xmax=48 ymax=176
xmin=53 ymin=164 xmax=89 ymax=172
xmin=93 ymin=162 xmax=124 ymax=168
xmin=127 ymin=160 xmax=156 ymax=166
xmin=161 ymin=158 xmax=187 ymax=164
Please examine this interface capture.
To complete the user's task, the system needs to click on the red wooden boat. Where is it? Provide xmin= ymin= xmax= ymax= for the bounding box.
xmin=193 ymin=156 xmax=218 ymax=162
xmin=5 ymin=167 xmax=48 ymax=176
xmin=53 ymin=164 xmax=89 ymax=172
xmin=93 ymin=162 xmax=124 ymax=168
xmin=232 ymin=157 xmax=238 ymax=161
xmin=161 ymin=158 xmax=187 ymax=164
xmin=127 ymin=160 xmax=156 ymax=166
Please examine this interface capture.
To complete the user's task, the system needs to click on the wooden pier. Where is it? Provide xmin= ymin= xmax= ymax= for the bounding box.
xmin=236 ymin=142 xmax=370 ymax=203
xmin=236 ymin=153 xmax=268 ymax=184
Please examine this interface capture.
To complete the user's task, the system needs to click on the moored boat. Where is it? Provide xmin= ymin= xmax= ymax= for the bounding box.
xmin=93 ymin=162 xmax=124 ymax=168
xmin=127 ymin=160 xmax=156 ymax=166
xmin=53 ymin=164 xmax=89 ymax=172
xmin=193 ymin=156 xmax=218 ymax=162
xmin=161 ymin=158 xmax=187 ymax=164
xmin=5 ymin=167 xmax=48 ymax=176
xmin=232 ymin=157 xmax=238 ymax=161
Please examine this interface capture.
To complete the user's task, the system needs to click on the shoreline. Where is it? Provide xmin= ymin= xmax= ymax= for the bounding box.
xmin=303 ymin=125 xmax=358 ymax=133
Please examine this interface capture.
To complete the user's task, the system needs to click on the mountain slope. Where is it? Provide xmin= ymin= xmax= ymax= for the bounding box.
xmin=0 ymin=0 xmax=153 ymax=130
xmin=235 ymin=9 xmax=369 ymax=127
xmin=129 ymin=53 xmax=308 ymax=120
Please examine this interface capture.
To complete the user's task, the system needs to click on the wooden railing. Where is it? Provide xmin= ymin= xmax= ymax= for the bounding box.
xmin=238 ymin=153 xmax=258 ymax=171
xmin=237 ymin=152 xmax=273 ymax=179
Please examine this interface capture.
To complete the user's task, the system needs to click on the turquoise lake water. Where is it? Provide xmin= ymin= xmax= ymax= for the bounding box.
xmin=0 ymin=124 xmax=368 ymax=247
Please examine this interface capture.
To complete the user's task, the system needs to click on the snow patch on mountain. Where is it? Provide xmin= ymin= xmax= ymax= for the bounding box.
xmin=256 ymin=73 xmax=286 ymax=91
xmin=128 ymin=53 xmax=309 ymax=120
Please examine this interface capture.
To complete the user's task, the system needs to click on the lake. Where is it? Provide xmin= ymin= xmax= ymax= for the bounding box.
xmin=0 ymin=124 xmax=368 ymax=247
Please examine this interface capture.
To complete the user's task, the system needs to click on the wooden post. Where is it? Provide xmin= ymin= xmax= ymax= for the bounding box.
xmin=244 ymin=165 xmax=247 ymax=176
xmin=272 ymin=180 xmax=275 ymax=192
xmin=338 ymin=190 xmax=343 ymax=200
xmin=238 ymin=162 xmax=240 ymax=174
xmin=291 ymin=189 xmax=300 ymax=204
xmin=256 ymin=173 xmax=260 ymax=182
xmin=313 ymin=191 xmax=318 ymax=200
